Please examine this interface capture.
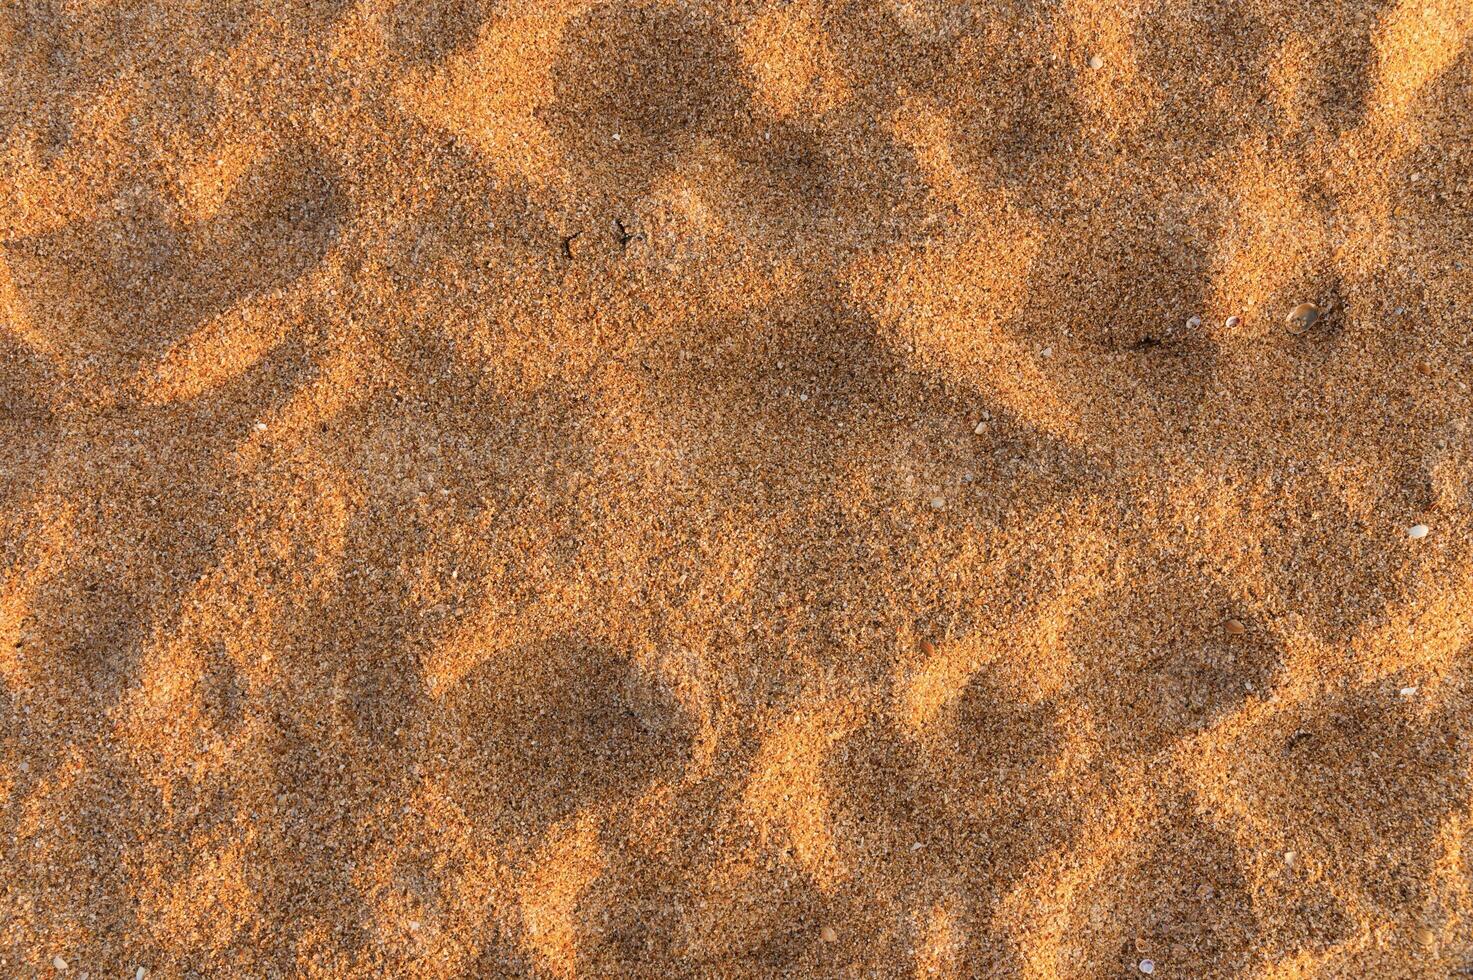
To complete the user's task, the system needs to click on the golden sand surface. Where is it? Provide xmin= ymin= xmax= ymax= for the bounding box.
xmin=2 ymin=0 xmax=1472 ymax=976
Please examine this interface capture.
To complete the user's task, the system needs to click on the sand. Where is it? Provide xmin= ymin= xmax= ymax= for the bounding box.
xmin=2 ymin=0 xmax=1472 ymax=976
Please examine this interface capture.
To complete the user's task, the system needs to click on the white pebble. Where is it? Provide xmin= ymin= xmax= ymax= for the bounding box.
xmin=1408 ymin=524 xmax=1429 ymax=539
xmin=53 ymin=956 xmax=68 ymax=971
xmin=1088 ymin=54 xmax=1104 ymax=69
xmin=974 ymin=419 xmax=987 ymax=435
xmin=408 ymin=920 xmax=421 ymax=932
xmin=1400 ymin=686 xmax=1418 ymax=697
xmin=1225 ymin=315 xmax=1241 ymax=328
xmin=910 ymin=841 xmax=924 ymax=851
xmin=930 ymin=497 xmax=945 ymax=510
xmin=798 ymin=392 xmax=808 ymax=402
xmin=1039 ymin=346 xmax=1053 ymax=358
xmin=253 ymin=422 xmax=267 ymax=432
xmin=136 ymin=970 xmax=147 ymax=980
xmin=1186 ymin=315 xmax=1202 ymax=329
xmin=1284 ymin=850 xmax=1296 ymax=866
xmin=1139 ymin=960 xmax=1155 ymax=975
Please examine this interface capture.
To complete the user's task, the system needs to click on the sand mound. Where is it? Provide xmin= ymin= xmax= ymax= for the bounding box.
xmin=3 ymin=0 xmax=1472 ymax=975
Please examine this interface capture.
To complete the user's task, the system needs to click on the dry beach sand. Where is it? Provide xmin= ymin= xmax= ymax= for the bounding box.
xmin=3 ymin=0 xmax=1473 ymax=975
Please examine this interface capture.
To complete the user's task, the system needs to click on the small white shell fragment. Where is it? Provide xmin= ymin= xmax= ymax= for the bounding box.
xmin=1284 ymin=850 xmax=1296 ymax=866
xmin=1408 ymin=524 xmax=1429 ymax=539
xmin=1186 ymin=315 xmax=1202 ymax=329
xmin=254 ymin=422 xmax=267 ymax=432
xmin=1039 ymin=346 xmax=1053 ymax=358
xmin=974 ymin=419 xmax=987 ymax=435
xmin=1400 ymin=686 xmax=1418 ymax=697
xmin=1139 ymin=960 xmax=1155 ymax=975
xmin=1225 ymin=315 xmax=1241 ymax=328
xmin=1088 ymin=54 xmax=1104 ymax=69
xmin=53 ymin=956 xmax=68 ymax=971
xmin=910 ymin=841 xmax=924 ymax=851
xmin=137 ymin=970 xmax=147 ymax=980
xmin=930 ymin=496 xmax=945 ymax=510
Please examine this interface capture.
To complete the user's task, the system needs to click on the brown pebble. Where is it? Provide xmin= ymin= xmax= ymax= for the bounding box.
xmin=919 ymin=639 xmax=937 ymax=657
xmin=820 ymin=925 xmax=838 ymax=943
xmin=1224 ymin=619 xmax=1246 ymax=636
xmin=1416 ymin=926 xmax=1436 ymax=947
xmin=1285 ymin=302 xmax=1322 ymax=335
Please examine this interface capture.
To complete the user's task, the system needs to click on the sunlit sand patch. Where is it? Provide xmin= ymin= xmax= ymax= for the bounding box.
xmin=1052 ymin=0 xmax=1151 ymax=136
xmin=898 ymin=580 xmax=1099 ymax=737
xmin=139 ymin=289 xmax=302 ymax=406
xmin=0 ymin=79 xmax=137 ymax=239
xmin=0 ymin=252 xmax=65 ymax=371
xmin=173 ymin=139 xmax=263 ymax=223
xmin=1428 ymin=810 xmax=1473 ymax=938
xmin=1254 ymin=948 xmax=1341 ymax=978
xmin=742 ymin=700 xmax=863 ymax=893
xmin=1266 ymin=33 xmax=1319 ymax=135
xmin=1340 ymin=560 xmax=1473 ymax=690
xmin=884 ymin=95 xmax=995 ymax=215
xmin=396 ymin=9 xmax=572 ymax=193
xmin=359 ymin=773 xmax=519 ymax=973
xmin=421 ymin=600 xmax=528 ymax=699
xmin=0 ymin=496 xmax=76 ymax=692
xmin=1366 ymin=0 xmax=1472 ymax=138
xmin=138 ymin=838 xmax=259 ymax=955
xmin=518 ymin=810 xmax=605 ymax=978
xmin=994 ymin=772 xmax=1153 ymax=980
xmin=915 ymin=895 xmax=966 ymax=978
xmin=644 ymin=144 xmax=732 ymax=243
xmin=844 ymin=217 xmax=1082 ymax=445
xmin=1205 ymin=152 xmax=1325 ymax=339
xmin=855 ymin=100 xmax=1084 ymax=441
xmin=740 ymin=0 xmax=850 ymax=121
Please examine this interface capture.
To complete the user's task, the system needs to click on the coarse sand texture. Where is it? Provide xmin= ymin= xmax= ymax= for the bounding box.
xmin=3 ymin=0 xmax=1473 ymax=976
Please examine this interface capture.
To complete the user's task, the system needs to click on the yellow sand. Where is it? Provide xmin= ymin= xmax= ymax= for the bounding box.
xmin=2 ymin=0 xmax=1472 ymax=976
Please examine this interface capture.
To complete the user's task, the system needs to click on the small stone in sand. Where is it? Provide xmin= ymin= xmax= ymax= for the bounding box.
xmin=1139 ymin=960 xmax=1155 ymax=975
xmin=1225 ymin=315 xmax=1241 ymax=328
xmin=254 ymin=422 xmax=268 ymax=432
xmin=1039 ymin=346 xmax=1053 ymax=358
xmin=1285 ymin=302 xmax=1322 ymax=335
xmin=1416 ymin=926 xmax=1436 ymax=947
xmin=974 ymin=419 xmax=988 ymax=435
xmin=1089 ymin=54 xmax=1104 ymax=69
xmin=910 ymin=841 xmax=924 ymax=851
xmin=53 ymin=956 xmax=68 ymax=971
xmin=1186 ymin=315 xmax=1202 ymax=329
xmin=1400 ymin=686 xmax=1418 ymax=697
xmin=1225 ymin=619 xmax=1246 ymax=636
xmin=1408 ymin=524 xmax=1429 ymax=539
xmin=920 ymin=639 xmax=937 ymax=657
xmin=820 ymin=926 xmax=838 ymax=943
xmin=931 ymin=496 xmax=945 ymax=510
